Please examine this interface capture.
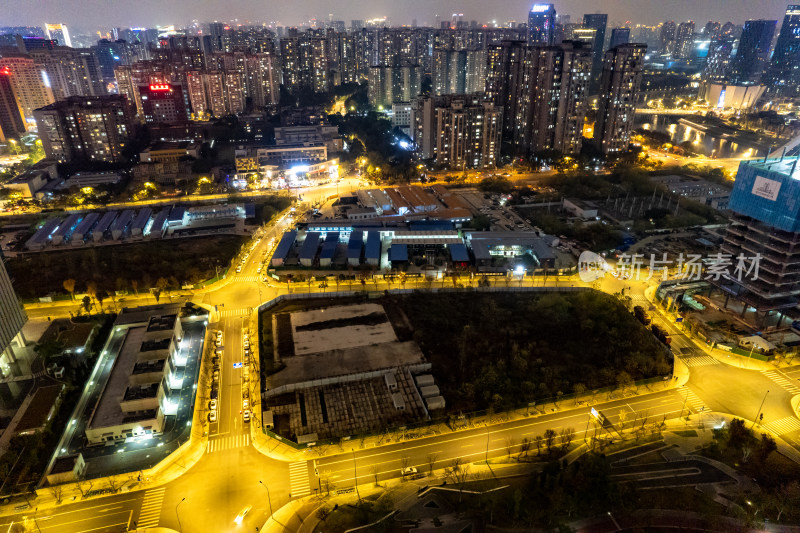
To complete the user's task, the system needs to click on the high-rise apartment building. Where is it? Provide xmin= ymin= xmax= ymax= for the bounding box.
xmin=609 ymin=28 xmax=631 ymax=48
xmin=0 ymin=254 xmax=29 ymax=407
xmin=765 ymin=5 xmax=800 ymax=96
xmin=33 ymin=95 xmax=134 ymax=163
xmin=139 ymin=83 xmax=190 ymax=124
xmin=714 ymin=157 xmax=800 ymax=319
xmin=659 ymin=21 xmax=677 ymax=54
xmin=44 ymin=23 xmax=72 ymax=47
xmin=0 ymin=56 xmax=55 ymax=125
xmin=674 ymin=21 xmax=696 ymax=59
xmin=0 ymin=67 xmax=26 ymax=141
xmin=593 ymin=44 xmax=647 ymax=154
xmin=704 ymin=38 xmax=734 ymax=81
xmin=411 ymin=94 xmax=501 ymax=169
xmin=730 ymin=19 xmax=777 ymax=84
xmin=432 ymin=48 xmax=486 ymax=95
xmin=583 ymin=14 xmax=608 ymax=80
xmin=367 ymin=65 xmax=421 ymax=109
xmin=28 ymin=47 xmax=105 ymax=100
xmin=485 ymin=40 xmax=527 ymax=140
xmin=515 ymin=41 xmax=593 ymax=156
xmin=528 ymin=4 xmax=557 ymax=46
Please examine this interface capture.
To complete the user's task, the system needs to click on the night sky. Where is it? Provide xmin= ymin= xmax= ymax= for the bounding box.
xmin=1 ymin=0 xmax=792 ymax=31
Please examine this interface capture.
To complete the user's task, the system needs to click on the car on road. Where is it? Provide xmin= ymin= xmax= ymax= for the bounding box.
xmin=243 ymin=409 xmax=251 ymax=422
xmin=208 ymin=411 xmax=217 ymax=422
xmin=235 ymin=266 xmax=242 ymax=273
xmin=213 ymin=371 xmax=219 ymax=382
xmin=401 ymin=467 xmax=417 ymax=475
xmin=234 ymin=505 xmax=252 ymax=524
xmin=242 ymin=398 xmax=249 ymax=409
xmin=209 ymin=399 xmax=217 ymax=410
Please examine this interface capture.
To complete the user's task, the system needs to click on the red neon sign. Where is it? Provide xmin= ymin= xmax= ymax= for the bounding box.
xmin=149 ymin=84 xmax=171 ymax=91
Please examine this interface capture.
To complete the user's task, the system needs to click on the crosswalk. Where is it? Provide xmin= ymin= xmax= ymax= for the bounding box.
xmin=218 ymin=308 xmax=252 ymax=318
xmin=680 ymin=355 xmax=720 ymax=367
xmin=234 ymin=275 xmax=264 ymax=283
xmin=206 ymin=433 xmax=251 ymax=453
xmin=762 ymin=370 xmax=800 ymax=395
xmin=289 ymin=461 xmax=311 ymax=498
xmin=630 ymin=294 xmax=648 ymax=304
xmin=137 ymin=487 xmax=166 ymax=528
xmin=764 ymin=416 xmax=800 ymax=435
xmin=677 ymin=386 xmax=706 ymax=413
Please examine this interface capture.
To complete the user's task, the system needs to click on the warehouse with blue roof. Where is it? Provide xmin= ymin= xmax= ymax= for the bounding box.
xmin=110 ymin=209 xmax=135 ymax=240
xmin=365 ymin=231 xmax=381 ymax=266
xmin=130 ymin=208 xmax=152 ymax=237
xmin=388 ymin=243 xmax=408 ymax=266
xmin=319 ymin=232 xmax=339 ymax=267
xmin=271 ymin=230 xmax=297 ymax=267
xmin=146 ymin=208 xmax=170 ymax=239
xmin=449 ymin=243 xmax=470 ymax=264
xmin=51 ymin=213 xmax=82 ymax=245
xmin=25 ymin=218 xmax=62 ymax=250
xmin=299 ymin=232 xmax=321 ymax=267
xmin=347 ymin=232 xmax=363 ymax=266
xmin=92 ymin=211 xmax=117 ymax=241
xmin=71 ymin=212 xmax=99 ymax=244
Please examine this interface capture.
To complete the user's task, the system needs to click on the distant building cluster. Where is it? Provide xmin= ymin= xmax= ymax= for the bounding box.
xmin=0 ymin=4 xmax=798 ymax=169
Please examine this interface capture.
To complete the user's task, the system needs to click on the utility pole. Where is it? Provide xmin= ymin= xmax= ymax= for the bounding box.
xmin=352 ymin=450 xmax=361 ymax=503
xmin=753 ymin=390 xmax=769 ymax=429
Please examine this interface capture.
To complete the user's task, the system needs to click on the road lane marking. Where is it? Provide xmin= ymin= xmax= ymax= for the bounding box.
xmin=762 ymin=370 xmax=800 ymax=395
xmin=319 ymin=393 xmax=686 ymax=468
xmin=35 ymin=510 xmax=130 ymax=530
xmin=24 ymin=497 xmax=140 ymax=520
xmin=207 ymin=433 xmax=250 ymax=453
xmin=677 ymin=387 xmax=706 ymax=413
xmin=289 ymin=461 xmax=311 ymax=497
xmin=74 ymin=521 xmax=130 ymax=533
xmin=680 ymin=355 xmax=719 ymax=367
xmin=763 ymin=416 xmax=800 ymax=435
xmin=137 ymin=487 xmax=166 ymax=528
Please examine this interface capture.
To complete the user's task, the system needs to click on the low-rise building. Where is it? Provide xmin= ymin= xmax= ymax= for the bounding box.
xmin=140 ymin=141 xmax=201 ymax=163
xmin=84 ymin=305 xmax=204 ymax=445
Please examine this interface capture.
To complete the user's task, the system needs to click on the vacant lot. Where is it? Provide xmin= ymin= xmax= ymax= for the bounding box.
xmin=391 ymin=290 xmax=671 ymax=413
xmin=7 ymin=235 xmax=248 ymax=298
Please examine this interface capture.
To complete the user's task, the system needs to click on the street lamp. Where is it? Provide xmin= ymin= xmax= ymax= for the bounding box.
xmin=176 ymin=497 xmax=185 ymax=532
xmin=258 ymin=480 xmax=274 ymax=516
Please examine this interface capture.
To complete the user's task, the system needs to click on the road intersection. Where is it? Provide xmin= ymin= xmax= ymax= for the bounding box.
xmin=5 ymin=209 xmax=800 ymax=532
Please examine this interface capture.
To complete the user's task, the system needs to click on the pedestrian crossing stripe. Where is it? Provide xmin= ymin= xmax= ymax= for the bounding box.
xmin=289 ymin=461 xmax=311 ymax=498
xmin=677 ymin=386 xmax=706 ymax=413
xmin=763 ymin=416 xmax=800 ymax=435
xmin=138 ymin=487 xmax=166 ymax=528
xmin=681 ymin=355 xmax=720 ymax=367
xmin=762 ymin=370 xmax=800 ymax=395
xmin=234 ymin=275 xmax=264 ymax=283
xmin=206 ymin=433 xmax=250 ymax=453
xmin=218 ymin=308 xmax=251 ymax=318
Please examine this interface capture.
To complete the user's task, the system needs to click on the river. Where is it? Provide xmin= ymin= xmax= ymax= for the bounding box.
xmin=634 ymin=114 xmax=769 ymax=159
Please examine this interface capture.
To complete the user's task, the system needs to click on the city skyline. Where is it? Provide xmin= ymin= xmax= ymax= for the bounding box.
xmin=0 ymin=0 xmax=795 ymax=31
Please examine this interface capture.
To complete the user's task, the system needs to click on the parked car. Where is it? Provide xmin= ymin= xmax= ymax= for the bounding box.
xmin=209 ymin=399 xmax=217 ymax=410
xmin=243 ymin=410 xmax=251 ymax=422
xmin=208 ymin=411 xmax=217 ymax=422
